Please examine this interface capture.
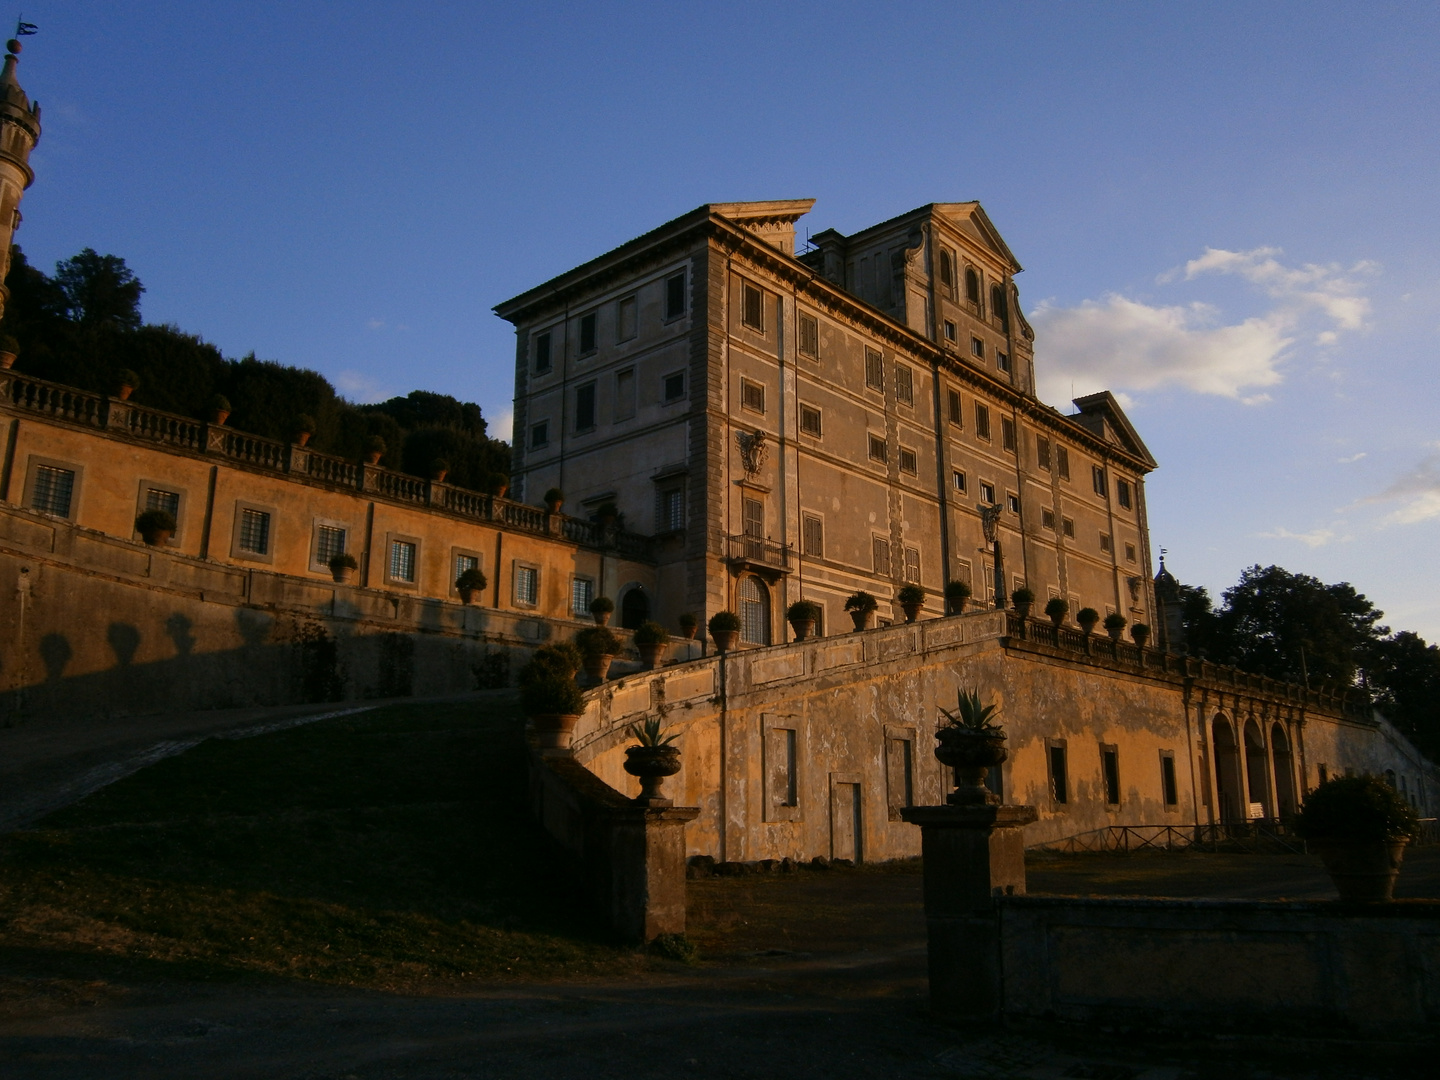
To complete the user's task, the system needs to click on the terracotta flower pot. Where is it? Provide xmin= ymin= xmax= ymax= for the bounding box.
xmin=294 ymin=431 xmax=312 ymax=448
xmin=712 ymin=629 xmax=739 ymax=653
xmin=546 ymin=499 xmax=563 ymax=514
xmin=1107 ymin=626 xmax=1123 ymax=642
xmin=117 ymin=384 xmax=135 ymax=401
xmin=946 ymin=597 xmax=969 ymax=616
xmin=849 ymin=610 xmax=871 ymax=632
xmin=934 ymin=726 xmax=1007 ymax=806
xmin=140 ymin=528 xmax=172 ymax=547
xmin=212 ymin=409 xmax=230 ymax=426
xmin=1310 ymin=839 xmax=1410 ymax=902
xmin=583 ymin=653 xmax=614 ymax=683
xmin=532 ymin=713 xmax=582 ymax=752
xmin=789 ymin=618 xmax=815 ymax=642
xmin=593 ymin=611 xmax=612 ymax=627
xmin=331 ymin=565 xmax=354 ymax=584
xmin=0 ymin=350 xmax=15 ymax=370
xmin=458 ymin=587 xmax=476 ymax=605
xmin=1049 ymin=613 xmax=1065 ymax=628
xmin=902 ymin=602 xmax=922 ymax=624
xmin=679 ymin=624 xmax=698 ymax=640
xmin=366 ymin=451 xmax=383 ymax=465
xmin=1131 ymin=626 xmax=1150 ymax=648
xmin=432 ymin=470 xmax=448 ymax=483
xmin=624 ymin=744 xmax=682 ymax=806
xmin=492 ymin=483 xmax=510 ymax=500
xmin=638 ymin=642 xmax=667 ymax=670
xmin=1014 ymin=602 xmax=1032 ymax=622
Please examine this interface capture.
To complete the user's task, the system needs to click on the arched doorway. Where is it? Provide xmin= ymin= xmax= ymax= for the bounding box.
xmin=1212 ymin=716 xmax=1243 ymax=824
xmin=620 ymin=587 xmax=650 ymax=630
xmin=738 ymin=576 xmax=770 ymax=645
xmin=1243 ymin=720 xmax=1271 ymax=820
xmin=1271 ymin=723 xmax=1297 ymax=819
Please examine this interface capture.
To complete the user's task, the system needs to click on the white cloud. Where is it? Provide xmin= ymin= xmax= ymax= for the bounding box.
xmin=1337 ymin=452 xmax=1367 ymax=464
xmin=334 ymin=370 xmax=389 ymax=403
xmin=1258 ymin=526 xmax=1343 ymax=548
xmin=489 ymin=407 xmax=514 ymax=443
xmin=1032 ymin=246 xmax=1376 ymax=407
xmin=1368 ymin=453 xmax=1440 ymax=525
xmin=365 ymin=318 xmax=385 ymax=331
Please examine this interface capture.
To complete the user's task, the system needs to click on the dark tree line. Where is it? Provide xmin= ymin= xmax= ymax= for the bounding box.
xmin=1181 ymin=565 xmax=1440 ymax=760
xmin=1 ymin=246 xmax=510 ymax=489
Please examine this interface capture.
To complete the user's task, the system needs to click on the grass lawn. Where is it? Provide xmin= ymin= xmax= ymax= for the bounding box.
xmin=0 ymin=696 xmax=647 ymax=1000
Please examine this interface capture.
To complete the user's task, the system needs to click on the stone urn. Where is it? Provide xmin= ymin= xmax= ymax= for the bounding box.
xmin=848 ymin=609 xmax=871 ymax=632
xmin=901 ymin=602 xmax=922 ymax=624
xmin=946 ymin=596 xmax=969 ymax=617
xmin=332 ymin=564 xmax=354 ymax=584
xmin=532 ymin=713 xmax=582 ymax=752
xmin=934 ymin=725 xmax=1008 ymax=806
xmin=624 ymin=744 xmax=682 ymax=807
xmin=1310 ymin=839 xmax=1410 ymax=903
xmin=1014 ymin=600 xmax=1032 ymax=622
xmin=1131 ymin=624 xmax=1150 ymax=648
xmin=457 ymin=586 xmax=478 ymax=605
xmin=789 ymin=617 xmax=815 ymax=642
xmin=1107 ymin=625 xmax=1124 ymax=642
xmin=1049 ymin=611 xmax=1065 ymax=628
xmin=637 ymin=641 xmax=667 ymax=670
xmin=712 ymin=629 xmax=739 ymax=653
xmin=583 ymin=652 xmax=614 ymax=683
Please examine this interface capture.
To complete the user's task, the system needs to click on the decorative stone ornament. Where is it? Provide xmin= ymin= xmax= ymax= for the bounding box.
xmin=933 ymin=725 xmax=1007 ymax=806
xmin=736 ymin=429 xmax=768 ymax=477
xmin=624 ymin=744 xmax=682 ymax=807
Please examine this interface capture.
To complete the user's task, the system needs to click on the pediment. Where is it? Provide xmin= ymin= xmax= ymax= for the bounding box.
xmin=932 ymin=202 xmax=1022 ymax=273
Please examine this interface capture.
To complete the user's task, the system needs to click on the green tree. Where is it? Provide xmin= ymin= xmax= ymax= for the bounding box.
xmin=1365 ymin=632 xmax=1440 ymax=759
xmin=53 ymin=248 xmax=145 ymax=330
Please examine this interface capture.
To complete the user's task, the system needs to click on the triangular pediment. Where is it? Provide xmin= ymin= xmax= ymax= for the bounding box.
xmin=1071 ymin=391 xmax=1156 ymax=468
xmin=932 ymin=202 xmax=1022 ymax=273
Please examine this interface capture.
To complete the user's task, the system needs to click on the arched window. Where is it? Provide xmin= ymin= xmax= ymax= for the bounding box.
xmin=964 ymin=267 xmax=981 ymax=306
xmin=620 ymin=586 xmax=651 ymax=630
xmin=739 ymin=576 xmax=770 ymax=645
xmin=990 ymin=283 xmax=1009 ymax=332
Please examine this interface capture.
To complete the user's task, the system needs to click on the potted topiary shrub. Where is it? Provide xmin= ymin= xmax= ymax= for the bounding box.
xmin=1103 ymin=611 xmax=1127 ymax=641
xmin=623 ymin=716 xmax=682 ymax=806
xmin=1294 ymin=775 xmax=1421 ymax=902
xmin=678 ymin=612 xmax=699 ymax=640
xmin=944 ymin=579 xmax=972 ymax=616
xmin=293 ymin=414 xmax=317 ymax=447
xmin=787 ymin=599 xmax=821 ymax=641
xmin=1076 ymin=607 xmax=1100 ymax=635
xmin=0 ymin=333 xmax=17 ymax=369
xmin=544 ymin=487 xmax=564 ymax=514
xmin=1130 ymin=622 xmax=1151 ymax=648
xmin=1010 ymin=586 xmax=1035 ymax=621
xmin=589 ymin=595 xmax=614 ymax=626
xmin=135 ymin=508 xmax=176 ymax=546
xmin=329 ymin=551 xmax=358 ymax=584
xmin=935 ymin=688 xmax=1007 ymax=806
xmin=430 ymin=458 xmax=450 ymax=483
xmin=708 ymin=610 xmax=741 ymax=652
xmin=364 ymin=434 xmax=386 ymax=465
xmin=116 ymin=368 xmax=141 ymax=401
xmin=1044 ymin=596 xmax=1069 ymax=627
xmin=633 ymin=620 xmax=671 ymax=670
xmin=519 ymin=643 xmax=585 ymax=750
xmin=486 ymin=472 xmax=510 ymax=498
xmin=575 ymin=625 xmax=622 ymax=683
xmin=455 ymin=566 xmax=487 ymax=604
xmin=209 ymin=394 xmax=232 ymax=426
xmin=845 ymin=590 xmax=879 ymax=632
xmin=897 ymin=583 xmax=926 ymax=623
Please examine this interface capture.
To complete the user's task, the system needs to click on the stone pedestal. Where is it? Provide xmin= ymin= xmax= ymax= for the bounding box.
xmin=605 ymin=805 xmax=699 ymax=943
xmin=900 ymin=803 xmax=1037 ymax=1019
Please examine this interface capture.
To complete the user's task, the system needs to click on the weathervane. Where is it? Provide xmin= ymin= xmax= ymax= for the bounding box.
xmin=14 ymin=17 xmax=37 ymax=38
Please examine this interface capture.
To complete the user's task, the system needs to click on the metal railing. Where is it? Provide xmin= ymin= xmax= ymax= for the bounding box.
xmin=1035 ymin=821 xmax=1308 ymax=856
xmin=726 ymin=532 xmax=790 ymax=570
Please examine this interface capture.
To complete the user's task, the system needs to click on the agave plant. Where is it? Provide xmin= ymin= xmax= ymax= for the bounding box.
xmin=938 ymin=688 xmax=1001 ymax=732
xmin=628 ymin=715 xmax=678 ymax=747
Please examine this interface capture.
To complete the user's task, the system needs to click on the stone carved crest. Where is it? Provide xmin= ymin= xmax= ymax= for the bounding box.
xmin=1127 ymin=576 xmax=1143 ymax=603
xmin=737 ymin=429 xmax=768 ymax=477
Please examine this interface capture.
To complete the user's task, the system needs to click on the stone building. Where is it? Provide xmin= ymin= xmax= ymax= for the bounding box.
xmin=0 ymin=36 xmax=41 ymax=320
xmin=497 ymin=201 xmax=1157 ymax=644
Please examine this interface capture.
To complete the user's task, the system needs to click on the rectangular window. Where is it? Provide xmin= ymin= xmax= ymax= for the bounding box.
xmin=975 ymin=403 xmax=991 ymax=440
xmin=1006 ymin=492 xmax=1020 ymax=514
xmin=658 ymin=487 xmax=684 ymax=532
xmin=1049 ymin=742 xmax=1069 ymax=805
xmin=455 ymin=553 xmax=479 ymax=582
xmin=952 ymin=469 xmax=967 ymax=494
xmin=865 ymin=347 xmax=884 ymax=391
xmin=666 ymin=271 xmax=687 ymax=319
xmin=663 ymin=371 xmax=686 ymax=402
xmin=943 ymin=320 xmax=956 ymax=342
xmin=872 ymin=535 xmax=891 ymax=576
xmin=617 ymin=295 xmax=637 ymax=341
xmin=614 ymin=369 xmax=636 ymax=422
xmin=1102 ymin=745 xmax=1121 ymax=806
xmin=515 ymin=564 xmax=539 ymax=607
xmin=571 ymin=576 xmax=595 ymax=618
xmin=1100 ymin=533 xmax=1112 ymax=553
xmin=1125 ymin=543 xmax=1137 ymax=563
xmin=579 ymin=311 xmax=597 ymax=354
xmin=895 ymin=364 xmax=914 ymax=405
xmin=1062 ymin=517 xmax=1075 ymax=538
xmin=798 ymin=312 xmax=819 ymax=358
xmin=971 ymin=337 xmax=985 ymax=359
xmin=1057 ymin=445 xmax=1071 ymax=480
xmin=389 ymin=539 xmax=417 ymax=583
xmin=904 ymin=545 xmax=921 ymax=585
xmin=868 ymin=433 xmax=887 ymax=463
xmin=316 ymin=524 xmax=346 ymax=566
xmin=30 ymin=464 xmax=75 ymax=517
xmin=888 ymin=734 xmax=915 ymax=815
xmin=742 ymin=497 xmax=764 ymax=538
xmin=1117 ymin=479 xmax=1133 ymax=509
xmin=1092 ymin=465 xmax=1107 ymax=497
xmin=979 ymin=481 xmax=996 ymax=504
xmin=802 ymin=513 xmax=824 ymax=557
xmin=1037 ymin=435 xmax=1052 ymax=471
xmin=534 ymin=331 xmax=552 ymax=373
xmin=530 ymin=421 xmax=549 ymax=449
xmin=742 ymin=281 xmax=764 ymax=330
xmin=947 ymin=388 xmax=963 ymax=425
xmin=1042 ymin=508 xmax=1056 ymax=530
xmin=574 ymin=383 xmax=596 ymax=432
xmin=799 ymin=404 xmax=822 ymax=437
xmin=899 ymin=447 xmax=918 ymax=474
xmin=997 ymin=351 xmax=1011 ymax=374
xmin=1161 ymin=753 xmax=1179 ymax=808
xmin=144 ymin=486 xmax=181 ymax=518
xmin=238 ymin=508 xmax=270 ymax=555
xmin=740 ymin=378 xmax=766 ymax=413
xmin=1001 ymin=417 xmax=1016 ymax=453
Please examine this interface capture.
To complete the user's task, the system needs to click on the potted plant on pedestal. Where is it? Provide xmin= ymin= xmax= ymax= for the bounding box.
xmin=897 ymin=583 xmax=926 ymax=624
xmin=329 ymin=552 xmax=358 ymax=584
xmin=293 ymin=414 xmax=316 ymax=447
xmin=455 ymin=566 xmax=487 ymax=604
xmin=544 ymin=487 xmax=564 ymax=514
xmin=944 ymin=579 xmax=971 ymax=616
xmin=116 ymin=368 xmax=141 ymax=401
xmin=0 ymin=333 xmax=17 ymax=370
xmin=1103 ymin=612 xmax=1127 ymax=641
xmin=633 ymin=620 xmax=670 ymax=670
xmin=787 ymin=599 xmax=821 ymax=641
xmin=1130 ymin=623 xmax=1151 ymax=648
xmin=135 ymin=508 xmax=176 ymax=546
xmin=1010 ymin=587 xmax=1035 ymax=621
xmin=934 ymin=688 xmax=1007 ymax=805
xmin=623 ymin=716 xmax=682 ymax=806
xmin=678 ymin=612 xmax=699 ymax=640
xmin=589 ymin=595 xmax=614 ymax=626
xmin=1076 ymin=607 xmax=1100 ymax=636
xmin=486 ymin=473 xmax=510 ymax=499
xmin=1294 ymin=775 xmax=1421 ymax=902
xmin=364 ymin=435 xmax=386 ymax=465
xmin=844 ymin=591 xmax=878 ymax=631
xmin=575 ymin=625 xmax=622 ymax=684
xmin=520 ymin=643 xmax=585 ymax=751
xmin=708 ymin=610 xmax=741 ymax=652
xmin=1044 ymin=597 xmax=1069 ymax=628
xmin=209 ymin=394 xmax=232 ymax=426
xmin=430 ymin=458 xmax=450 ymax=483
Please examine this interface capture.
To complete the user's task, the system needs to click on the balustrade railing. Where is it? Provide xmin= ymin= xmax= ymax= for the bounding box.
xmin=125 ymin=404 xmax=204 ymax=450
xmin=6 ymin=372 xmax=105 ymax=427
xmin=304 ymin=449 xmax=359 ymax=487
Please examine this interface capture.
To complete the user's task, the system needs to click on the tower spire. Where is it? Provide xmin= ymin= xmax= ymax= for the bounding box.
xmin=0 ymin=31 xmax=41 ymax=323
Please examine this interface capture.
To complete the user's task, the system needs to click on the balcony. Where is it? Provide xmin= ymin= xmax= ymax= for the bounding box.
xmin=725 ymin=533 xmax=791 ymax=577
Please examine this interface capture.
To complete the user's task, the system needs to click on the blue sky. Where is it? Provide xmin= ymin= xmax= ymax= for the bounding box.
xmin=12 ymin=2 xmax=1440 ymax=638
